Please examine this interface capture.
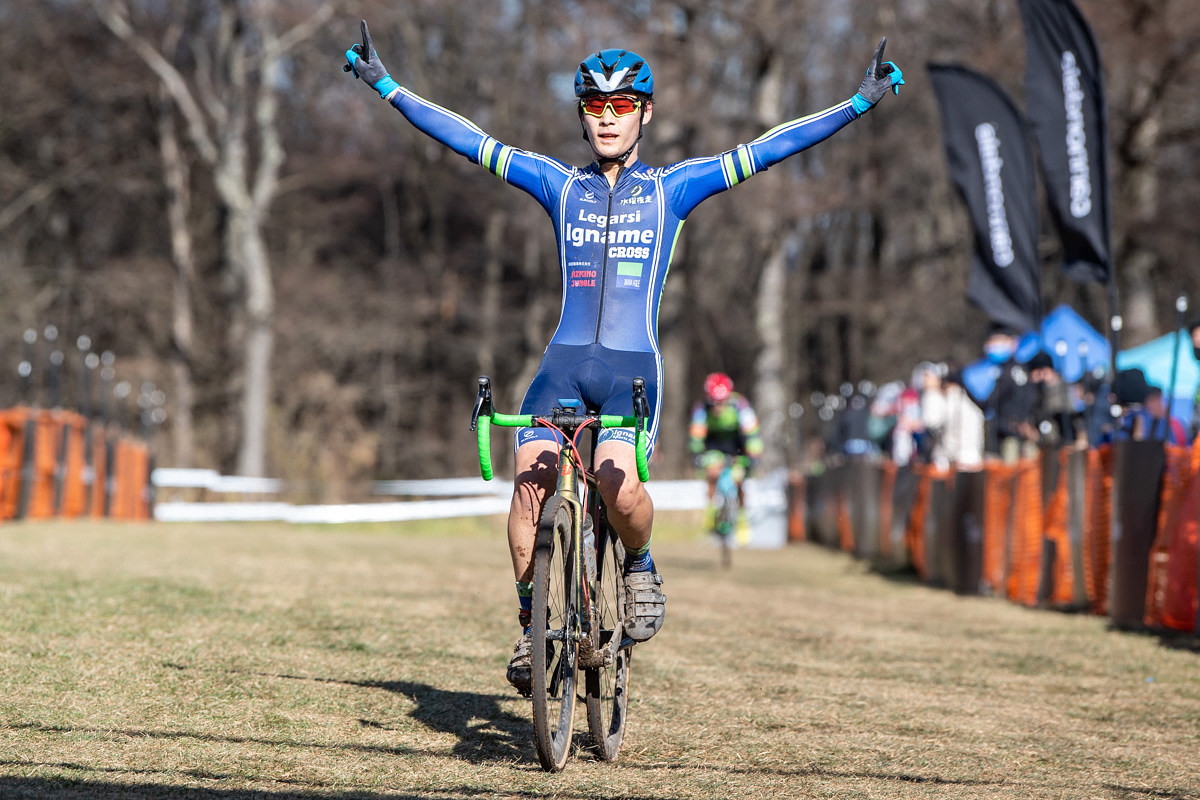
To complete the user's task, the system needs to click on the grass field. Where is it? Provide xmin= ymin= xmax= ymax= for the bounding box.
xmin=0 ymin=513 xmax=1197 ymax=799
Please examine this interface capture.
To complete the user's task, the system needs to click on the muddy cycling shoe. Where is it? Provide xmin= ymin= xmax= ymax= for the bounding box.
xmin=506 ymin=631 xmax=533 ymax=697
xmin=623 ymin=569 xmax=666 ymax=642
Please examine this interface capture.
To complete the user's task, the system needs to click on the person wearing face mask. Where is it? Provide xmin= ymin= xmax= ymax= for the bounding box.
xmin=979 ymin=324 xmax=1037 ymax=462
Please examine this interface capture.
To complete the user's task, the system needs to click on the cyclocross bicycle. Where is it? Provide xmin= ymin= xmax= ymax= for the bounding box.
xmin=709 ymin=456 xmax=741 ymax=569
xmin=470 ymin=375 xmax=650 ymax=772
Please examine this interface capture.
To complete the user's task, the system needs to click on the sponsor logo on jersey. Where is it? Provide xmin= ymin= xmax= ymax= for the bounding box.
xmin=570 ymin=268 xmax=598 ymax=288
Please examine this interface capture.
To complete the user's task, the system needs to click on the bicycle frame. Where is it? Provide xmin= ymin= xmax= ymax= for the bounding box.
xmin=471 ymin=375 xmax=649 ymax=666
xmin=470 ymin=375 xmax=646 ymax=769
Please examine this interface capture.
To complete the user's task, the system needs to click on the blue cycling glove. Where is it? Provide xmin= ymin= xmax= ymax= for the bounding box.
xmin=851 ymin=36 xmax=905 ymax=115
xmin=343 ymin=20 xmax=400 ymax=98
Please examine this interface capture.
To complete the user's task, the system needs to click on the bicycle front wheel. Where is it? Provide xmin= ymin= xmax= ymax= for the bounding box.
xmin=585 ymin=518 xmax=630 ymax=760
xmin=531 ymin=495 xmax=578 ymax=772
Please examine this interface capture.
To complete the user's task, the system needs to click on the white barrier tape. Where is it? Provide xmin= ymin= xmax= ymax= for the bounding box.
xmin=151 ymin=473 xmax=789 ymax=529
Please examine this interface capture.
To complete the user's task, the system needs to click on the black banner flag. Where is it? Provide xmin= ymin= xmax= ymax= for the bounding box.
xmin=929 ymin=64 xmax=1041 ymax=334
xmin=1018 ymin=0 xmax=1111 ymax=283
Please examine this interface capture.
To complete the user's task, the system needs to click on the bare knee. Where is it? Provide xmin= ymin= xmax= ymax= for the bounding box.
xmin=595 ymin=463 xmax=646 ymax=519
xmin=510 ymin=448 xmax=557 ymax=521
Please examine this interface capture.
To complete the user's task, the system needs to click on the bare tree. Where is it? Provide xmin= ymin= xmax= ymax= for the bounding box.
xmin=93 ymin=0 xmax=334 ymax=476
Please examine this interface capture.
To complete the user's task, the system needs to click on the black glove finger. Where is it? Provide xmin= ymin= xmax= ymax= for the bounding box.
xmin=360 ymin=19 xmax=373 ymax=62
xmin=871 ymin=36 xmax=887 ymax=77
xmin=350 ymin=43 xmax=364 ymax=57
xmin=877 ymin=61 xmax=895 ymax=77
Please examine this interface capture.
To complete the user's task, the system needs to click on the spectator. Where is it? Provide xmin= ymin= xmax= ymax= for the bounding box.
xmin=1018 ymin=350 xmax=1072 ymax=448
xmin=980 ymin=324 xmax=1038 ymax=462
xmin=1076 ymin=371 xmax=1114 ymax=446
xmin=941 ymin=367 xmax=986 ymax=471
xmin=1101 ymin=368 xmax=1151 ymax=443
xmin=837 ymin=385 xmax=877 ymax=458
xmin=915 ymin=362 xmax=949 ymax=469
xmin=868 ymin=381 xmax=902 ymax=458
xmin=1143 ymin=387 xmax=1188 ymax=445
xmin=891 ymin=382 xmax=924 ymax=467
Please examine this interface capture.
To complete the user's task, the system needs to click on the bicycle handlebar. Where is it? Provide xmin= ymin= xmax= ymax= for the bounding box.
xmin=471 ymin=377 xmax=650 ymax=483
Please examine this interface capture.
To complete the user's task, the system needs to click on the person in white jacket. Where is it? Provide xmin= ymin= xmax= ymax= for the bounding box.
xmin=940 ymin=367 xmax=985 ymax=471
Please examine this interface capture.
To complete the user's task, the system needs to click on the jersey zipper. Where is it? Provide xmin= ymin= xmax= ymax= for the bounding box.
xmin=593 ymin=166 xmax=624 ymax=343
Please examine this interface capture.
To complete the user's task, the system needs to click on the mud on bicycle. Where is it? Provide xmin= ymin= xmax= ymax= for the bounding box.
xmin=471 ymin=375 xmax=653 ymax=771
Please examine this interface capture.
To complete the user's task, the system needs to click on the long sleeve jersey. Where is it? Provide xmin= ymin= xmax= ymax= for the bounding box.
xmin=383 ymin=86 xmax=862 ymax=355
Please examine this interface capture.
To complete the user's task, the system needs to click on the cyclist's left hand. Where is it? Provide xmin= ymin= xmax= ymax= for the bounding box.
xmin=343 ymin=19 xmax=400 ymax=98
xmin=851 ymin=36 xmax=904 ymax=114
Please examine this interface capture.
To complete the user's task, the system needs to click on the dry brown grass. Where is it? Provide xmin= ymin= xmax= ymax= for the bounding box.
xmin=0 ymin=514 xmax=1197 ymax=799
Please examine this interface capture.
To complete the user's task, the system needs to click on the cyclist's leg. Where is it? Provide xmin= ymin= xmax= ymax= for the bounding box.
xmin=595 ymin=436 xmax=664 ymax=642
xmin=594 ymin=436 xmax=653 ymax=552
xmin=506 ymin=348 xmax=580 ymax=692
xmin=509 ymin=344 xmax=584 ymax=583
xmin=508 ymin=441 xmax=559 ymax=583
xmin=700 ymin=450 xmax=725 ymax=530
xmin=588 ymin=347 xmax=666 ymax=642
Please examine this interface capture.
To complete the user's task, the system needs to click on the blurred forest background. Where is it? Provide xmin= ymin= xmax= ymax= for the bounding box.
xmin=1 ymin=0 xmax=1198 ymax=496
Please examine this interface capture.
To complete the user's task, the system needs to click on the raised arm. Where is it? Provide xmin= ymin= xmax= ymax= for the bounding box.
xmin=343 ymin=21 xmax=570 ymax=203
xmin=665 ymin=37 xmax=904 ymax=218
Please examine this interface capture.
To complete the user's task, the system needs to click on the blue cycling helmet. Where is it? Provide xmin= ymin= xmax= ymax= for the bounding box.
xmin=575 ymin=49 xmax=654 ymax=97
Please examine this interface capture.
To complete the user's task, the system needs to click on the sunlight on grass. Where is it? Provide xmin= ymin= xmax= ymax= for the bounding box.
xmin=0 ymin=518 xmax=1196 ymax=798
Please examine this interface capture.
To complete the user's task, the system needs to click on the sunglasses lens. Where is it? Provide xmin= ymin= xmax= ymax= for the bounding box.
xmin=581 ymin=95 xmax=641 ymax=116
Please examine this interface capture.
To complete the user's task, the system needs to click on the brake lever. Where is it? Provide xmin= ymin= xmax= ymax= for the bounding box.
xmin=470 ymin=376 xmax=493 ymax=432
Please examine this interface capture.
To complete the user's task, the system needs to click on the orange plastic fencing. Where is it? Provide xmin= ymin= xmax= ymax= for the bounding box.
xmin=836 ymin=485 xmax=855 ymax=553
xmin=982 ymin=462 xmax=1017 ymax=595
xmin=110 ymin=439 xmax=130 ymax=520
xmin=1081 ymin=444 xmax=1115 ymax=615
xmin=130 ymin=440 xmax=151 ymax=520
xmin=0 ymin=408 xmax=30 ymax=520
xmin=90 ymin=428 xmax=109 ymax=519
xmin=28 ymin=410 xmax=65 ymax=519
xmin=1042 ymin=448 xmax=1075 ymax=606
xmin=878 ymin=460 xmax=897 ymax=562
xmin=1145 ymin=439 xmax=1200 ymax=631
xmin=1006 ymin=456 xmax=1043 ymax=607
xmin=57 ymin=411 xmax=89 ymax=518
xmin=787 ymin=473 xmax=806 ymax=542
xmin=906 ymin=465 xmax=932 ymax=580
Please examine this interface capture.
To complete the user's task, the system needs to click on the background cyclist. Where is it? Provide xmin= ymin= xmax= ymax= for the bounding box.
xmin=344 ymin=23 xmax=903 ymax=695
xmin=689 ymin=373 xmax=764 ymax=540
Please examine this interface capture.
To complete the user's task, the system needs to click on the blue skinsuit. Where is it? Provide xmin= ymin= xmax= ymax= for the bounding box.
xmin=382 ymin=86 xmax=863 ymax=450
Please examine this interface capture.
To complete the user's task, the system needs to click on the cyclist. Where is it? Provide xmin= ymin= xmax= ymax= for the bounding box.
xmin=689 ymin=373 xmax=763 ymax=539
xmin=344 ymin=23 xmax=903 ymax=694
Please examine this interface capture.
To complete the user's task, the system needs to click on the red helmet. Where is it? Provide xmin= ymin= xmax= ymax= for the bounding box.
xmin=704 ymin=372 xmax=734 ymax=403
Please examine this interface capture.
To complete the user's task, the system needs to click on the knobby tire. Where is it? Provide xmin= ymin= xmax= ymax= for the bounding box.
xmin=585 ymin=518 xmax=630 ymax=760
xmin=531 ymin=495 xmax=578 ymax=772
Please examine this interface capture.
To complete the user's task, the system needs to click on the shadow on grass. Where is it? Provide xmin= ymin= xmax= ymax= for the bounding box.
xmin=0 ymin=774 xmax=598 ymax=800
xmin=347 ymin=677 xmax=533 ymax=764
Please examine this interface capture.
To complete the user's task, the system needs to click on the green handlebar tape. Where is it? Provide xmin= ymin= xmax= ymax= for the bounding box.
xmin=636 ymin=435 xmax=649 ymax=482
xmin=477 ymin=416 xmax=493 ymax=480
xmin=491 ymin=413 xmax=535 ymax=427
xmin=478 ymin=413 xmax=648 ymax=483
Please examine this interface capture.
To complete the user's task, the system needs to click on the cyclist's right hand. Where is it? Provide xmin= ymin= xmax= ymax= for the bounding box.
xmin=343 ymin=19 xmax=400 ymax=98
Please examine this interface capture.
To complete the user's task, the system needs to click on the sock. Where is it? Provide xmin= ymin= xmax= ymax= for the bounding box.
xmin=624 ymin=541 xmax=654 ymax=574
xmin=516 ymin=581 xmax=532 ymax=633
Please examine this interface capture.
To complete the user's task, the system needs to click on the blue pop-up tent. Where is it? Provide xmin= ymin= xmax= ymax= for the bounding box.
xmin=1038 ymin=304 xmax=1111 ymax=383
xmin=1116 ymin=330 xmax=1198 ymax=426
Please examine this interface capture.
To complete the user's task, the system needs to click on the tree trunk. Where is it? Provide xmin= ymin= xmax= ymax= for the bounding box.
xmin=234 ymin=212 xmax=275 ymax=478
xmin=753 ymin=237 xmax=793 ymax=474
xmin=157 ymin=87 xmax=196 ymax=468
